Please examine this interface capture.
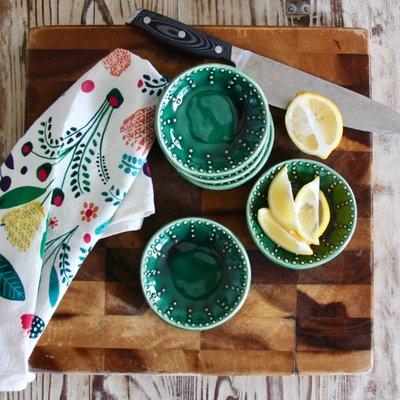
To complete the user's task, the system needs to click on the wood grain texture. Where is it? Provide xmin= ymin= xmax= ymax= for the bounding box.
xmin=24 ymin=25 xmax=372 ymax=377
xmin=0 ymin=0 xmax=398 ymax=399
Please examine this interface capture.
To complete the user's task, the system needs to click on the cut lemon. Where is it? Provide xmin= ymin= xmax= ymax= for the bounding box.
xmin=318 ymin=190 xmax=330 ymax=237
xmin=257 ymin=208 xmax=313 ymax=255
xmin=268 ymin=166 xmax=299 ymax=231
xmin=285 ymin=92 xmax=343 ymax=159
xmin=295 ymin=177 xmax=320 ymax=245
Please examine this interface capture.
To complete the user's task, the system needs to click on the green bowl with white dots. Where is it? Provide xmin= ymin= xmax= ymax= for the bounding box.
xmin=246 ymin=159 xmax=357 ymax=269
xmin=177 ymin=119 xmax=274 ymax=190
xmin=156 ymin=63 xmax=270 ymax=178
xmin=141 ymin=217 xmax=251 ymax=330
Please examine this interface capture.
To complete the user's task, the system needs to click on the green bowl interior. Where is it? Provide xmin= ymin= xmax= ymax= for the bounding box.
xmin=141 ymin=218 xmax=251 ymax=330
xmin=178 ymin=117 xmax=275 ymax=190
xmin=157 ymin=64 xmax=269 ymax=176
xmin=247 ymin=160 xmax=357 ymax=269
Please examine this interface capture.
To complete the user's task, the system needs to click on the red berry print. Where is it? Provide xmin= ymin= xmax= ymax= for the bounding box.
xmin=51 ymin=188 xmax=65 ymax=207
xmin=21 ymin=314 xmax=45 ymax=339
xmin=106 ymin=88 xmax=124 ymax=109
xmin=21 ymin=142 xmax=33 ymax=156
xmin=36 ymin=163 xmax=52 ymax=182
xmin=137 ymin=79 xmax=144 ymax=88
xmin=81 ymin=80 xmax=95 ymax=93
xmin=21 ymin=314 xmax=34 ymax=331
xmin=83 ymin=233 xmax=91 ymax=243
xmin=108 ymin=96 xmax=119 ymax=108
xmin=53 ymin=195 xmax=63 ymax=207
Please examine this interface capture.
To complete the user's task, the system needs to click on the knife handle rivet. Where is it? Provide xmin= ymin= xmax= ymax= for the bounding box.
xmin=178 ymin=30 xmax=186 ymax=38
xmin=143 ymin=16 xmax=151 ymax=24
xmin=215 ymin=45 xmax=223 ymax=54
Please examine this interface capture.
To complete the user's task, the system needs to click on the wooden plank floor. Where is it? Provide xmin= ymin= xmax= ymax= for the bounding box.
xmin=0 ymin=0 xmax=399 ymax=399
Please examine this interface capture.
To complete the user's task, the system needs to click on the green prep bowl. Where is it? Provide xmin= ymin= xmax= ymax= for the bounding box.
xmin=141 ymin=217 xmax=251 ymax=330
xmin=178 ymin=117 xmax=274 ymax=190
xmin=178 ymin=112 xmax=274 ymax=184
xmin=156 ymin=64 xmax=270 ymax=178
xmin=246 ymin=159 xmax=357 ymax=269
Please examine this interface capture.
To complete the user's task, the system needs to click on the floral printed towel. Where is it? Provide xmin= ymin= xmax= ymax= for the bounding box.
xmin=0 ymin=49 xmax=166 ymax=391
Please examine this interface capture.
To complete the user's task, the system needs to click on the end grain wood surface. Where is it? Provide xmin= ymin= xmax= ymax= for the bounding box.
xmin=0 ymin=1 xmax=399 ymax=399
xmin=25 ymin=25 xmax=373 ymax=376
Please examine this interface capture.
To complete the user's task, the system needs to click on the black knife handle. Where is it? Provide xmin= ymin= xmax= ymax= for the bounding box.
xmin=127 ymin=9 xmax=233 ymax=63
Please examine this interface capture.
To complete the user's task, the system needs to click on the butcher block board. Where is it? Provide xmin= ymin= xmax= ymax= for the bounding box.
xmin=26 ymin=26 xmax=372 ymax=375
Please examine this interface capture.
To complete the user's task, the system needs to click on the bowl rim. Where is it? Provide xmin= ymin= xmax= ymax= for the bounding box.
xmin=155 ymin=63 xmax=270 ymax=178
xmin=178 ymin=116 xmax=275 ymax=190
xmin=140 ymin=216 xmax=252 ymax=330
xmin=178 ymin=110 xmax=274 ymax=184
xmin=246 ymin=158 xmax=358 ymax=269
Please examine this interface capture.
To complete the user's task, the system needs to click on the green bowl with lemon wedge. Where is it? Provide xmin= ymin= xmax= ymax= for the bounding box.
xmin=246 ymin=159 xmax=357 ymax=269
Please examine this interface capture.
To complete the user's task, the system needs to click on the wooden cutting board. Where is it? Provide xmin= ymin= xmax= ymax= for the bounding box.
xmin=26 ymin=26 xmax=372 ymax=375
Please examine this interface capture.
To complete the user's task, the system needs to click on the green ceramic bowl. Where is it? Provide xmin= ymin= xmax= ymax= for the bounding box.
xmin=178 ymin=118 xmax=274 ymax=190
xmin=178 ymin=112 xmax=274 ymax=184
xmin=141 ymin=217 xmax=251 ymax=330
xmin=247 ymin=159 xmax=357 ymax=269
xmin=156 ymin=64 xmax=270 ymax=178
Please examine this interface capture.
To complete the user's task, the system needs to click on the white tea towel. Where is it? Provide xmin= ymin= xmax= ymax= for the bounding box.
xmin=0 ymin=49 xmax=166 ymax=391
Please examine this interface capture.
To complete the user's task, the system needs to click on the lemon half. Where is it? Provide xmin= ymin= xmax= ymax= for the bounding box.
xmin=257 ymin=208 xmax=313 ymax=255
xmin=285 ymin=92 xmax=343 ymax=159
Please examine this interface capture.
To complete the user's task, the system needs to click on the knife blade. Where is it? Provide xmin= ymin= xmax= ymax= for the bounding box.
xmin=126 ymin=8 xmax=400 ymax=135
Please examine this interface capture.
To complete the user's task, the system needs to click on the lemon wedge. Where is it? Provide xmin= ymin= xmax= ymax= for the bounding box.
xmin=257 ymin=208 xmax=313 ymax=255
xmin=285 ymin=92 xmax=343 ymax=159
xmin=295 ymin=177 xmax=320 ymax=245
xmin=268 ymin=166 xmax=299 ymax=231
xmin=318 ymin=190 xmax=330 ymax=237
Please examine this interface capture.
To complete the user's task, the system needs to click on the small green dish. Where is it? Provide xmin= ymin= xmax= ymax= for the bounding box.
xmin=178 ymin=112 xmax=274 ymax=184
xmin=246 ymin=159 xmax=357 ymax=269
xmin=156 ymin=63 xmax=270 ymax=178
xmin=141 ymin=217 xmax=251 ymax=330
xmin=178 ymin=118 xmax=274 ymax=190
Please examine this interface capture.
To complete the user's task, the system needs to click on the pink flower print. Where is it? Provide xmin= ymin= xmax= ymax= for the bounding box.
xmin=49 ymin=216 xmax=58 ymax=229
xmin=80 ymin=202 xmax=99 ymax=222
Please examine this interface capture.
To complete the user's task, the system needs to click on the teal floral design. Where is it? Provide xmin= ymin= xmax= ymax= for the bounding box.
xmin=23 ymin=89 xmax=124 ymax=199
xmin=77 ymin=245 xmax=93 ymax=268
xmin=43 ymin=225 xmax=78 ymax=286
xmin=118 ymin=154 xmax=144 ymax=176
xmin=101 ymin=185 xmax=125 ymax=206
xmin=0 ymin=253 xmax=25 ymax=301
xmin=95 ymin=219 xmax=111 ymax=235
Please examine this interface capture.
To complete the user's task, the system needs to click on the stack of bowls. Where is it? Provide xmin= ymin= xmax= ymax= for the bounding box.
xmin=155 ymin=64 xmax=274 ymax=190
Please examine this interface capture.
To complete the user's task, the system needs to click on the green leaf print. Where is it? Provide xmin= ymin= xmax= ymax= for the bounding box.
xmin=0 ymin=253 xmax=25 ymax=301
xmin=48 ymin=265 xmax=59 ymax=307
xmin=0 ymin=186 xmax=46 ymax=209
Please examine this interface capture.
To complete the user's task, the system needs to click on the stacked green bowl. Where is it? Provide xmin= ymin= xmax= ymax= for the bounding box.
xmin=156 ymin=64 xmax=274 ymax=190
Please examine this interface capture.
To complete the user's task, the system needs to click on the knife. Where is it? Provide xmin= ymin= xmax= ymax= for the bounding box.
xmin=126 ymin=8 xmax=400 ymax=135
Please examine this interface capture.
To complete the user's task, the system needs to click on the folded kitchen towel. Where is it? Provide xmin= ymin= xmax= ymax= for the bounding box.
xmin=0 ymin=49 xmax=166 ymax=391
